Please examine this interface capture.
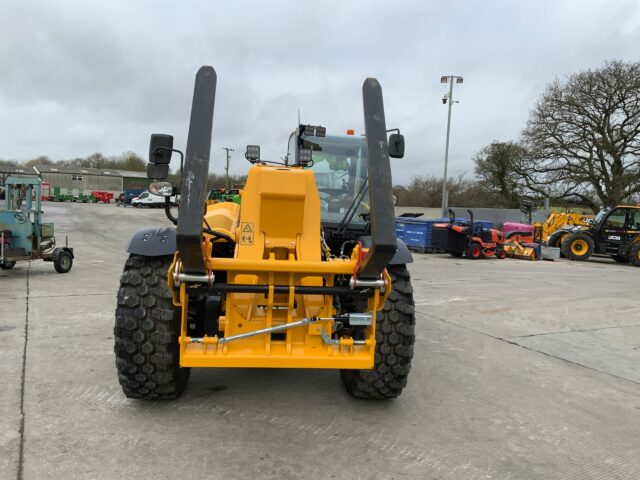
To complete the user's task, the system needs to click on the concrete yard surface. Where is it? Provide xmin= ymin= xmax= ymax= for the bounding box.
xmin=1 ymin=203 xmax=639 ymax=480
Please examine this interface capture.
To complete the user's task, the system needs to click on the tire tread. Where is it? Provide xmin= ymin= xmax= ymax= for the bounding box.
xmin=114 ymin=254 xmax=189 ymax=399
xmin=340 ymin=265 xmax=415 ymax=399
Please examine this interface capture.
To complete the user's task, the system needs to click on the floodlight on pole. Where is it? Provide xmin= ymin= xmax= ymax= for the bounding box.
xmin=440 ymin=75 xmax=463 ymax=218
xmin=222 ymin=147 xmax=235 ymax=189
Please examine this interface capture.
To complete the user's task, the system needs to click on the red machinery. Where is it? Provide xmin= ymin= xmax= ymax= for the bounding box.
xmin=41 ymin=182 xmax=50 ymax=201
xmin=91 ymin=191 xmax=114 ymax=203
xmin=432 ymin=209 xmax=506 ymax=259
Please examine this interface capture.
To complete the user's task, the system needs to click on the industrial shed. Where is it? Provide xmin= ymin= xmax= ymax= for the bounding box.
xmin=0 ymin=165 xmax=150 ymax=194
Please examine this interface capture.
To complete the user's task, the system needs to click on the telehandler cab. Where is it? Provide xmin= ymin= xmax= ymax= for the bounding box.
xmin=115 ymin=66 xmax=415 ymax=399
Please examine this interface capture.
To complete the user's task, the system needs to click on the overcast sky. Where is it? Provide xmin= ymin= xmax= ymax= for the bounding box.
xmin=2 ymin=0 xmax=640 ymax=184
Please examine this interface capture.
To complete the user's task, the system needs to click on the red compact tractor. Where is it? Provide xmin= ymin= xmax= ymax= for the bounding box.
xmin=432 ymin=209 xmax=505 ymax=259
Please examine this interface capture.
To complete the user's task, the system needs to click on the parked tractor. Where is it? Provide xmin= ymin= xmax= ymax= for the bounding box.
xmin=561 ymin=206 xmax=640 ymax=265
xmin=114 ymin=66 xmax=415 ymax=400
xmin=0 ymin=176 xmax=74 ymax=272
xmin=431 ymin=209 xmax=506 ymax=259
xmin=207 ymin=188 xmax=241 ymax=205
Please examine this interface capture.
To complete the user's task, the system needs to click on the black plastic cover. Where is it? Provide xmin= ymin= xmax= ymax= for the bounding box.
xmin=357 ymin=236 xmax=413 ymax=265
xmin=126 ymin=227 xmax=177 ymax=256
xmin=149 ymin=134 xmax=174 ymax=164
xmin=147 ymin=163 xmax=169 ymax=180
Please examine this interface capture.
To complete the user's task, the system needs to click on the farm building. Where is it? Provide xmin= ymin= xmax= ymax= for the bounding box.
xmin=0 ymin=165 xmax=150 ymax=194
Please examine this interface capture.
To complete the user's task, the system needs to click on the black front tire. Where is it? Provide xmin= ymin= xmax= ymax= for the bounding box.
xmin=467 ymin=242 xmax=482 ymax=259
xmin=547 ymin=230 xmax=569 ymax=257
xmin=54 ymin=251 xmax=73 ymax=273
xmin=561 ymin=232 xmax=594 ymax=261
xmin=114 ymin=254 xmax=189 ymax=399
xmin=340 ymin=265 xmax=415 ymax=399
xmin=0 ymin=260 xmax=16 ymax=270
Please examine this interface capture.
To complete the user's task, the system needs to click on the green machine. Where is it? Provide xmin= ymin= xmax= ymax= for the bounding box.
xmin=51 ymin=186 xmax=73 ymax=202
xmin=207 ymin=188 xmax=241 ymax=204
xmin=0 ymin=176 xmax=74 ymax=272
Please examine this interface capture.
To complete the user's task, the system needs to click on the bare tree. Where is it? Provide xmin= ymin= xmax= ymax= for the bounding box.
xmin=115 ymin=151 xmax=146 ymax=171
xmin=394 ymin=174 xmax=503 ymax=208
xmin=25 ymin=155 xmax=54 ymax=167
xmin=84 ymin=152 xmax=109 ymax=168
xmin=0 ymin=159 xmax=18 ymax=168
xmin=521 ymin=60 xmax=640 ymax=211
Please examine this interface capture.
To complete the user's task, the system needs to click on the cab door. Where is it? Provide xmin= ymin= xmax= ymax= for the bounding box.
xmin=623 ymin=209 xmax=640 ymax=250
xmin=600 ymin=208 xmax=629 ymax=254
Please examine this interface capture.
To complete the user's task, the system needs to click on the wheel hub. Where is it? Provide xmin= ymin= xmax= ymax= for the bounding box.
xmin=571 ymin=239 xmax=588 ymax=255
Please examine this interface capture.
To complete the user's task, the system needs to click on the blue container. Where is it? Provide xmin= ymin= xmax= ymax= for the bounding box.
xmin=124 ymin=188 xmax=145 ymax=204
xmin=471 ymin=220 xmax=494 ymax=233
xmin=395 ymin=217 xmax=494 ymax=252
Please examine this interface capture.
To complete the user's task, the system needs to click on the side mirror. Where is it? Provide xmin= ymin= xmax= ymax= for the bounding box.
xmin=149 ymin=134 xmax=174 ymax=165
xmin=147 ymin=163 xmax=169 ymax=180
xmin=388 ymin=133 xmax=405 ymax=159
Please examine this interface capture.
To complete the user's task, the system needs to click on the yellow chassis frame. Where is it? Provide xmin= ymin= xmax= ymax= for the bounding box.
xmin=168 ymin=253 xmax=391 ymax=369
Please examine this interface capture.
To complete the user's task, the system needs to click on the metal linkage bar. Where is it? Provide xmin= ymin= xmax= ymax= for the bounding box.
xmin=189 ymin=313 xmax=373 ymax=346
xmin=187 ymin=283 xmax=373 ymax=297
xmin=191 ymin=316 xmax=329 ymax=344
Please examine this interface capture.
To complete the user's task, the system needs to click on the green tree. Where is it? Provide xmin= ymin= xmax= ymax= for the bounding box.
xmin=474 ymin=141 xmax=527 ymax=208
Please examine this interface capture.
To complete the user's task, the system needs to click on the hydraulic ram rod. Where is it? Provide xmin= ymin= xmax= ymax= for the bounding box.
xmin=190 ymin=316 xmax=335 ymax=344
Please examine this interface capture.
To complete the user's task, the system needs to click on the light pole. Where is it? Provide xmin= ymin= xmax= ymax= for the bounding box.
xmin=440 ymin=75 xmax=463 ymax=218
xmin=222 ymin=147 xmax=234 ymax=189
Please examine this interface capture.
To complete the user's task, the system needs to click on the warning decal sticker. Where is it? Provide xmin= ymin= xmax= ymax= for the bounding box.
xmin=240 ymin=222 xmax=254 ymax=245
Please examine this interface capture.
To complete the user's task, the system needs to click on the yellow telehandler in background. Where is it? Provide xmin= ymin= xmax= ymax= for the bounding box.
xmin=535 ymin=212 xmax=592 ymax=247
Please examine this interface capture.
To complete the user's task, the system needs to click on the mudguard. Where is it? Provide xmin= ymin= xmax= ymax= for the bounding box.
xmin=126 ymin=227 xmax=176 ymax=256
xmin=52 ymin=247 xmax=74 ymax=260
xmin=357 ymin=236 xmax=413 ymax=265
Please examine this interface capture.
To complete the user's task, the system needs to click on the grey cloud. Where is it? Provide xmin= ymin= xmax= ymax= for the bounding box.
xmin=1 ymin=0 xmax=639 ymax=184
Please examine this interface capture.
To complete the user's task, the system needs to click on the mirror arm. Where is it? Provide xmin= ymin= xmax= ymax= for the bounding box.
xmin=164 ymin=197 xmax=178 ymax=225
xmin=386 ymin=128 xmax=400 ymax=134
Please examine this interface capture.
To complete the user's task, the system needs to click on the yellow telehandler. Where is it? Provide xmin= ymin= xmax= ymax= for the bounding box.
xmin=115 ymin=66 xmax=415 ymax=399
xmin=535 ymin=211 xmax=591 ymax=247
